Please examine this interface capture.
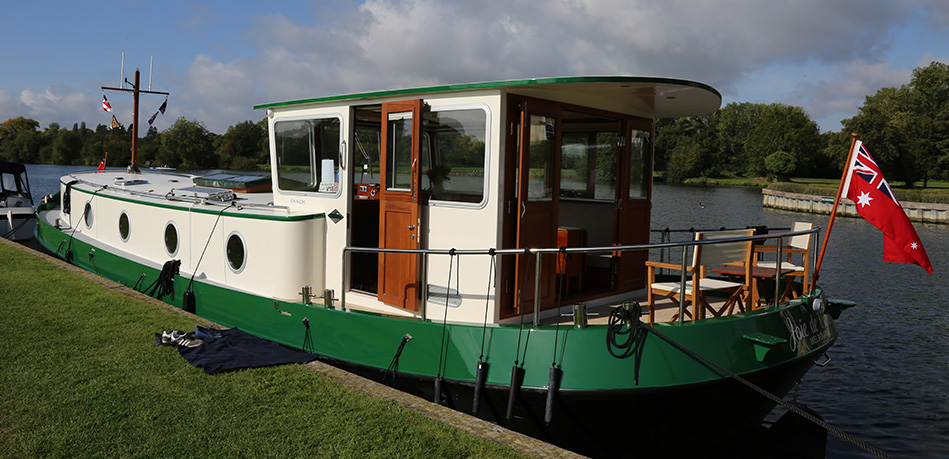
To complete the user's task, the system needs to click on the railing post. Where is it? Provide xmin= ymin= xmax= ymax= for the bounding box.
xmin=340 ymin=249 xmax=348 ymax=310
xmin=679 ymin=244 xmax=688 ymax=325
xmin=533 ymin=251 xmax=542 ymax=327
xmin=419 ymin=252 xmax=428 ymax=320
xmin=773 ymin=238 xmax=783 ymax=309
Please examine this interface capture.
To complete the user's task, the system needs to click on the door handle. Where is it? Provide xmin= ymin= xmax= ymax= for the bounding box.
xmin=407 ymin=225 xmax=416 ymax=230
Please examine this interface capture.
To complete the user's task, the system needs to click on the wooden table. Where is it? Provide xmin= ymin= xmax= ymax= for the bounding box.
xmin=711 ymin=265 xmax=794 ymax=310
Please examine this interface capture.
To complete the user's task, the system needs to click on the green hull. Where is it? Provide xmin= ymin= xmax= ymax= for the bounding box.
xmin=36 ymin=202 xmax=839 ymax=455
xmin=36 ymin=201 xmax=836 ymax=391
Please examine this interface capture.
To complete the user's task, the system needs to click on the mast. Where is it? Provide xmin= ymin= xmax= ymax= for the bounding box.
xmin=101 ymin=68 xmax=169 ymax=173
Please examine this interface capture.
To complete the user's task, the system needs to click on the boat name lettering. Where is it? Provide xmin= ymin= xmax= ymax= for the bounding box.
xmin=290 ymin=199 xmax=307 ymax=205
xmin=780 ymin=309 xmax=832 ymax=354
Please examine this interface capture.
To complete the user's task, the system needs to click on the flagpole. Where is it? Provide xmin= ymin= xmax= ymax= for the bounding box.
xmin=810 ymin=133 xmax=859 ymax=291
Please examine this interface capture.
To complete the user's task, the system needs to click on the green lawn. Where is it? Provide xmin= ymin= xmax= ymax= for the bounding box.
xmin=0 ymin=242 xmax=524 ymax=459
xmin=773 ymin=179 xmax=949 ymax=203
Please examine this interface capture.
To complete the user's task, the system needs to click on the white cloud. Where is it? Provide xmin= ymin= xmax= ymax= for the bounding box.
xmin=4 ymin=0 xmax=946 ymax=136
xmin=12 ymin=87 xmax=92 ymax=129
xmin=785 ymin=60 xmax=914 ymax=131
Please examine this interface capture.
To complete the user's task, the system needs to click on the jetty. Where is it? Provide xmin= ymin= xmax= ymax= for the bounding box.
xmin=762 ymin=188 xmax=949 ymax=224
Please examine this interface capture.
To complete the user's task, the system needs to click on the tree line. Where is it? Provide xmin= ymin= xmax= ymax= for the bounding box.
xmin=2 ymin=61 xmax=946 ymax=184
xmin=0 ymin=116 xmax=269 ymax=171
xmin=655 ymin=61 xmax=949 ymax=186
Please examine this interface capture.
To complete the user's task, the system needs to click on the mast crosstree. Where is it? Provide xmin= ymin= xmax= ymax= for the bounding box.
xmin=101 ymin=69 xmax=169 ymax=173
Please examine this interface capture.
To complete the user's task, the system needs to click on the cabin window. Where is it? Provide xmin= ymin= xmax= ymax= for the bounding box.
xmin=629 ymin=129 xmax=649 ymax=199
xmin=274 ymin=117 xmax=342 ymax=194
xmin=385 ymin=112 xmax=414 ymax=191
xmin=560 ymin=111 xmax=621 ymax=201
xmin=119 ymin=211 xmax=131 ymax=242
xmin=83 ymin=202 xmax=93 ymax=228
xmin=526 ymin=115 xmax=556 ymax=201
xmin=420 ymin=108 xmax=487 ymax=203
xmin=164 ymin=221 xmax=179 ymax=257
xmin=226 ymin=231 xmax=246 ymax=274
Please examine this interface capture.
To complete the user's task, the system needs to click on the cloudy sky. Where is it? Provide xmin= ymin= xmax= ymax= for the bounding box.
xmin=1 ymin=0 xmax=947 ymax=134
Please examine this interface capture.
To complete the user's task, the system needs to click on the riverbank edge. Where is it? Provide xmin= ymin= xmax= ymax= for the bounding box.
xmin=762 ymin=188 xmax=949 ymax=223
xmin=0 ymin=236 xmax=580 ymax=459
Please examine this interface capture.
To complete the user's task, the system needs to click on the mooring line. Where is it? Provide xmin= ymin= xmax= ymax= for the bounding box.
xmin=624 ymin=306 xmax=894 ymax=459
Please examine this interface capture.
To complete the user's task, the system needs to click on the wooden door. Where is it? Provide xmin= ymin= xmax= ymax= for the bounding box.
xmin=514 ymin=101 xmax=560 ymax=314
xmin=614 ymin=118 xmax=653 ymax=291
xmin=378 ymin=100 xmax=424 ymax=310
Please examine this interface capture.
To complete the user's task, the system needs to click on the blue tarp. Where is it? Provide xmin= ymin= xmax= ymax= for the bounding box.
xmin=161 ymin=327 xmax=317 ymax=374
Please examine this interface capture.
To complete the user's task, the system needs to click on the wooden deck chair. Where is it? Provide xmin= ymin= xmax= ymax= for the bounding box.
xmin=754 ymin=222 xmax=813 ymax=300
xmin=645 ymin=229 xmax=755 ymax=323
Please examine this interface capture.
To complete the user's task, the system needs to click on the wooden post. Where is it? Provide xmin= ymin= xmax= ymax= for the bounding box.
xmin=101 ymin=68 xmax=169 ymax=174
xmin=810 ymin=133 xmax=859 ymax=291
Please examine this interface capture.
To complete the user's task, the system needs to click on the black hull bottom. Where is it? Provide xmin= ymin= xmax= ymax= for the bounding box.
xmin=320 ymin=346 xmax=829 ymax=458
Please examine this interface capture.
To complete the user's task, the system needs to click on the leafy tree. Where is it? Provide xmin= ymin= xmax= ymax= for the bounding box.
xmin=0 ymin=129 xmax=42 ymax=163
xmin=159 ymin=117 xmax=217 ymax=169
xmin=764 ymin=150 xmax=797 ymax=181
xmin=744 ymin=104 xmax=822 ymax=177
xmin=215 ymin=118 xmax=267 ymax=170
xmin=905 ymin=61 xmax=949 ymax=185
xmin=50 ymin=128 xmax=83 ymax=165
xmin=655 ymin=115 xmax=715 ymax=182
xmin=714 ymin=102 xmax=763 ymax=173
xmin=841 ymin=86 xmax=918 ymax=184
xmin=0 ymin=117 xmax=40 ymax=143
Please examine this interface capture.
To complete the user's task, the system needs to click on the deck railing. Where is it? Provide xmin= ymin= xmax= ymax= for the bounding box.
xmin=341 ymin=226 xmax=820 ymax=325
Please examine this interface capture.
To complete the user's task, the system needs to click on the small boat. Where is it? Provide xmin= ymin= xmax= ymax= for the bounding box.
xmin=1 ymin=161 xmax=36 ymax=241
xmin=35 ymin=77 xmax=847 ymax=457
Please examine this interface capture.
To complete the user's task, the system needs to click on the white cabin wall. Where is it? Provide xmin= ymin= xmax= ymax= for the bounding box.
xmin=266 ymin=93 xmax=507 ymax=324
xmin=421 ymin=93 xmax=503 ymax=324
xmin=267 ymin=107 xmax=350 ymax=301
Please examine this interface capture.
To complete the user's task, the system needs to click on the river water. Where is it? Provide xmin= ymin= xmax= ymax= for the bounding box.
xmin=23 ymin=165 xmax=949 ymax=457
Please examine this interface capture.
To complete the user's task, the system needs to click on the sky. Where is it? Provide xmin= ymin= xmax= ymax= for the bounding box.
xmin=1 ymin=0 xmax=947 ymax=135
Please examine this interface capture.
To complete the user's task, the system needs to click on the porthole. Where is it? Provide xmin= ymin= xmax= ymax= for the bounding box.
xmin=83 ymin=202 xmax=93 ymax=228
xmin=164 ymin=221 xmax=179 ymax=257
xmin=225 ymin=231 xmax=246 ymax=274
xmin=119 ymin=212 xmax=131 ymax=242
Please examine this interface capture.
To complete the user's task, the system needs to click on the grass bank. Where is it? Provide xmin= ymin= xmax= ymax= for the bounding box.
xmin=665 ymin=174 xmax=949 ymax=204
xmin=0 ymin=241 xmax=524 ymax=458
xmin=768 ymin=179 xmax=949 ymax=204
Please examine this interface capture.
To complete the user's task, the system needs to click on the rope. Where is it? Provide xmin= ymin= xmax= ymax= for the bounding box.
xmin=186 ymin=203 xmax=231 ymax=293
xmin=512 ymin=248 xmax=531 ymax=368
xmin=384 ymin=334 xmax=413 ymax=385
xmin=64 ymin=184 xmax=107 ymax=260
xmin=630 ymin=311 xmax=894 ymax=459
xmin=1 ymin=213 xmax=32 ymax=239
xmin=144 ymin=259 xmax=181 ymax=301
xmin=302 ymin=317 xmax=314 ymax=353
xmin=435 ymin=249 xmax=456 ymax=379
xmin=605 ymin=303 xmax=647 ymax=359
xmin=478 ymin=249 xmax=496 ymax=362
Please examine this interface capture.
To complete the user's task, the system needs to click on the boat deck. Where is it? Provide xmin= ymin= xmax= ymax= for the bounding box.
xmin=63 ymin=170 xmax=289 ymax=216
xmin=540 ymin=292 xmax=763 ymax=327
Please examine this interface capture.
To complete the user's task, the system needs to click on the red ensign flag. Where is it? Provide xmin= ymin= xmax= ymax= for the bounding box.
xmin=842 ymin=141 xmax=933 ymax=273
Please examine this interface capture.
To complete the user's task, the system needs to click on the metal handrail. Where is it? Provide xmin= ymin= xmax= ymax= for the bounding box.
xmin=340 ymin=227 xmax=820 ymax=325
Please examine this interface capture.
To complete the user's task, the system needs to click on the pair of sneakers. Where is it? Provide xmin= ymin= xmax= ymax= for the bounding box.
xmin=159 ymin=330 xmax=204 ymax=348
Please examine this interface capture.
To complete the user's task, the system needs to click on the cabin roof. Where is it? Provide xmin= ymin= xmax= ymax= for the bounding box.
xmin=253 ymin=76 xmax=722 ymax=119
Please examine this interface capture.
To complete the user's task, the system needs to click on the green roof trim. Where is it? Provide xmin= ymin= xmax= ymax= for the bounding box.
xmin=253 ymin=76 xmax=721 ymax=110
